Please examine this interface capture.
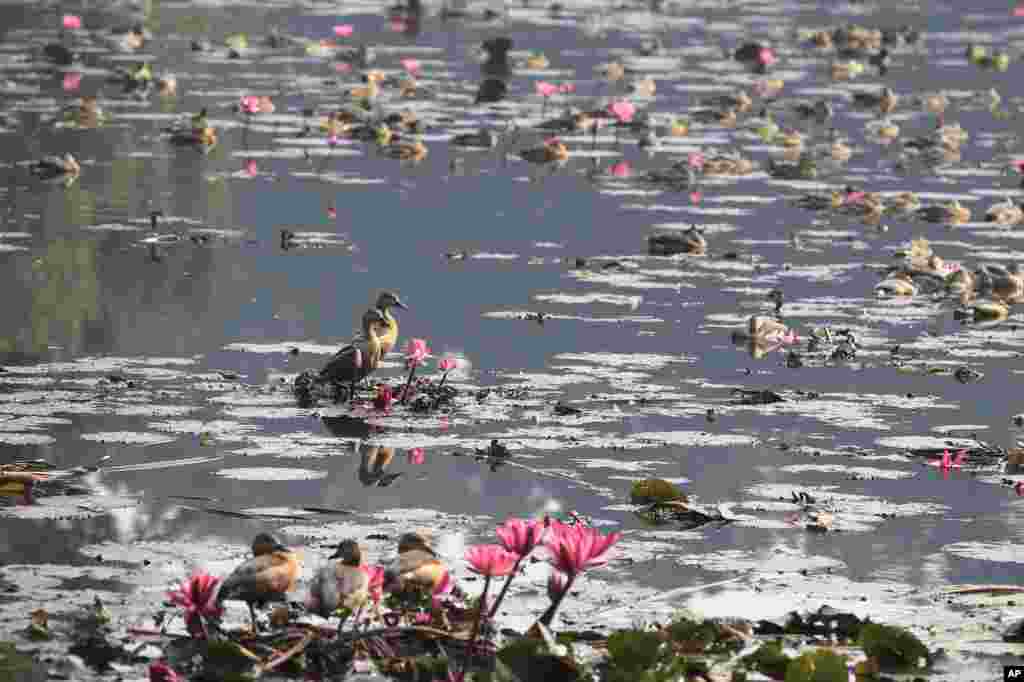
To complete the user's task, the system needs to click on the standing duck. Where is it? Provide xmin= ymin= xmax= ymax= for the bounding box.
xmin=307 ymin=540 xmax=370 ymax=622
xmin=383 ymin=530 xmax=448 ymax=595
xmin=217 ymin=533 xmax=300 ymax=632
xmin=370 ymin=291 xmax=407 ymax=356
xmin=319 ymin=308 xmax=389 ymax=401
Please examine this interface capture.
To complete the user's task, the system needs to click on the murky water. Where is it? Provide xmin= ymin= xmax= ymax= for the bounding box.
xmin=3 ymin=0 xmax=1024 ymax=676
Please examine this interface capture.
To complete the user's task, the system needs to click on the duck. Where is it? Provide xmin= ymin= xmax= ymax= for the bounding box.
xmin=946 ymin=267 xmax=976 ymax=295
xmin=889 ymin=191 xmax=921 ymax=214
xmin=63 ymin=96 xmax=105 ymax=128
xmin=830 ymin=138 xmax=852 ymax=162
xmin=917 ymin=200 xmax=971 ymax=224
xmin=793 ymin=99 xmax=832 ymax=121
xmin=648 ymin=225 xmax=706 ymax=256
xmin=703 ymin=154 xmax=754 ymax=176
xmin=738 ymin=315 xmax=795 ymax=344
xmin=970 ymin=300 xmax=1010 ymax=322
xmin=217 ymin=533 xmax=300 ymax=632
xmin=0 ymin=468 xmax=48 ymax=504
xmin=874 ymin=118 xmax=900 ymax=140
xmin=106 ymin=24 xmax=147 ymax=52
xmin=349 ymin=71 xmax=385 ymax=100
xmin=368 ymin=291 xmax=407 ymax=356
xmin=852 ymin=86 xmax=897 ymax=115
xmin=875 ymin=271 xmax=917 ymax=297
xmin=451 ymin=128 xmax=499 ymax=149
xmin=923 ymin=92 xmax=949 ymax=116
xmin=777 ymin=128 xmax=804 ymax=148
xmin=831 ymin=60 xmax=865 ymax=80
xmin=383 ymin=109 xmax=420 ymax=133
xmin=699 ymin=92 xmax=753 ymax=115
xmin=30 ymin=153 xmax=80 ymax=182
xmin=628 ymin=76 xmax=656 ymax=97
xmin=597 ymin=61 xmax=626 ymax=83
xmin=522 ymin=51 xmax=550 ymax=70
xmin=794 ymin=189 xmax=846 ymax=211
xmin=319 ymin=308 xmax=389 ymax=401
xmin=839 ymin=191 xmax=885 ymax=224
xmin=985 ymin=198 xmax=1024 ymax=226
xmin=669 ymin=117 xmax=689 ymax=137
xmin=157 ymin=75 xmax=177 ymax=96
xmin=690 ymin=108 xmax=738 ymax=127
xmin=479 ymin=37 xmax=513 ymax=75
xmin=381 ymin=137 xmax=428 ymax=162
xmin=519 ymin=137 xmax=569 ymax=164
xmin=766 ymin=155 xmax=816 ymax=180
xmin=474 ymin=78 xmax=507 ymax=104
xmin=989 ymin=264 xmax=1024 ymax=302
xmin=170 ymin=126 xmax=217 ymax=148
xmin=383 ymin=530 xmax=449 ymax=595
xmin=307 ymin=540 xmax=370 ymax=622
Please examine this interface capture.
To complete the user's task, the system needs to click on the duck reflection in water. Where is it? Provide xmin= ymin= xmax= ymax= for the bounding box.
xmin=359 ymin=445 xmax=403 ymax=487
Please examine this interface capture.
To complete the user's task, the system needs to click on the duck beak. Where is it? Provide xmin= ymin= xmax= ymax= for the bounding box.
xmin=394 ymin=298 xmax=408 ymax=310
xmin=328 ymin=548 xmax=344 ymax=560
xmin=272 ymin=541 xmax=291 ymax=553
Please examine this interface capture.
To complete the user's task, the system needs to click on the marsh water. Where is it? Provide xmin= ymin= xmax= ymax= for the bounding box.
xmin=2 ymin=0 xmax=1024 ymax=676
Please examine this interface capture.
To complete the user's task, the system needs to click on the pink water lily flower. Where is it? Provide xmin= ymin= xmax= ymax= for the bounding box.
xmin=465 ymin=545 xmax=518 ymax=577
xmin=535 ymin=81 xmax=558 ymax=98
xmin=334 ymin=24 xmax=354 ymax=37
xmin=438 ymin=357 xmax=458 ymax=372
xmin=62 ymin=72 xmax=82 ymax=92
xmin=244 ymin=159 xmax=257 ymax=176
xmin=496 ymin=518 xmax=549 ymax=557
xmin=757 ymin=47 xmax=778 ymax=67
xmin=361 ymin=564 xmax=386 ymax=603
xmin=407 ymin=447 xmax=425 ymax=465
xmin=544 ymin=522 xmax=620 ymax=577
xmin=930 ymin=449 xmax=967 ymax=469
xmin=239 ymin=95 xmax=261 ymax=114
xmin=149 ymin=661 xmax=181 ymax=682
xmin=401 ymin=58 xmax=421 ymax=75
xmin=608 ymin=99 xmax=635 ymax=124
xmin=390 ymin=18 xmax=408 ymax=32
xmin=62 ymin=14 xmax=82 ymax=30
xmin=609 ymin=160 xmax=632 ymax=178
xmin=687 ymin=152 xmax=706 ymax=169
xmin=690 ymin=190 xmax=703 ymax=204
xmin=405 ymin=338 xmax=429 ymax=368
xmin=558 ymin=82 xmax=575 ymax=93
xmin=167 ymin=572 xmax=223 ymax=638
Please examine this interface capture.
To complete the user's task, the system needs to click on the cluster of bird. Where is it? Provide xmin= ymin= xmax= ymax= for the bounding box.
xmin=293 ymin=291 xmax=408 ymax=403
xmin=218 ymin=530 xmax=445 ymax=631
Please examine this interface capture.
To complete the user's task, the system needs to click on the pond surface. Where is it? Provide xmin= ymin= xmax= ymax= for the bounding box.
xmin=2 ymin=0 xmax=1024 ymax=676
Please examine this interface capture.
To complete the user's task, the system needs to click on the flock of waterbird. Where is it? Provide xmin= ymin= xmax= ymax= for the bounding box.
xmin=219 ymin=530 xmax=446 ymax=631
xmin=22 ymin=6 xmax=1024 ymax=335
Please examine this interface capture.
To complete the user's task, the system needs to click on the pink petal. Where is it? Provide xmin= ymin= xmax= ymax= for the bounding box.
xmin=62 ymin=14 xmax=82 ymax=30
xmin=334 ymin=24 xmax=354 ymax=37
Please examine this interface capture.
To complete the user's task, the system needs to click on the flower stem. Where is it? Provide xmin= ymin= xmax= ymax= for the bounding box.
xmin=487 ymin=557 xmax=522 ymax=619
xmin=400 ymin=364 xmax=418 ymax=404
xmin=431 ymin=371 xmax=450 ymax=410
xmin=462 ymin=575 xmax=491 ymax=674
xmin=537 ymin=572 xmax=576 ymax=627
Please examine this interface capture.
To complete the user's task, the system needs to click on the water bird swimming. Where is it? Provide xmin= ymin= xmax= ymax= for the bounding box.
xmin=319 ymin=308 xmax=389 ymax=401
xmin=985 ymin=198 xmax=1023 ymax=226
xmin=474 ymin=78 xmax=507 ymax=104
xmin=875 ymin=271 xmax=917 ymax=297
xmin=519 ymin=137 xmax=569 ymax=164
xmin=30 ymin=154 xmax=80 ymax=182
xmin=217 ymin=533 xmax=300 ymax=632
xmin=307 ymin=540 xmax=369 ymax=621
xmin=648 ymin=225 xmax=706 ymax=255
xmin=479 ymin=37 xmax=513 ymax=75
xmin=451 ymin=129 xmax=499 ymax=148
xmin=916 ymin=200 xmax=970 ymax=224
xmin=381 ymin=136 xmax=428 ymax=161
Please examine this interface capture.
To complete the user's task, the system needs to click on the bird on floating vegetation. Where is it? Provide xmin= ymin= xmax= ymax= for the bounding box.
xmin=319 ymin=307 xmax=389 ymax=402
xmin=217 ymin=533 xmax=300 ymax=632
xmin=307 ymin=540 xmax=370 ymax=624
